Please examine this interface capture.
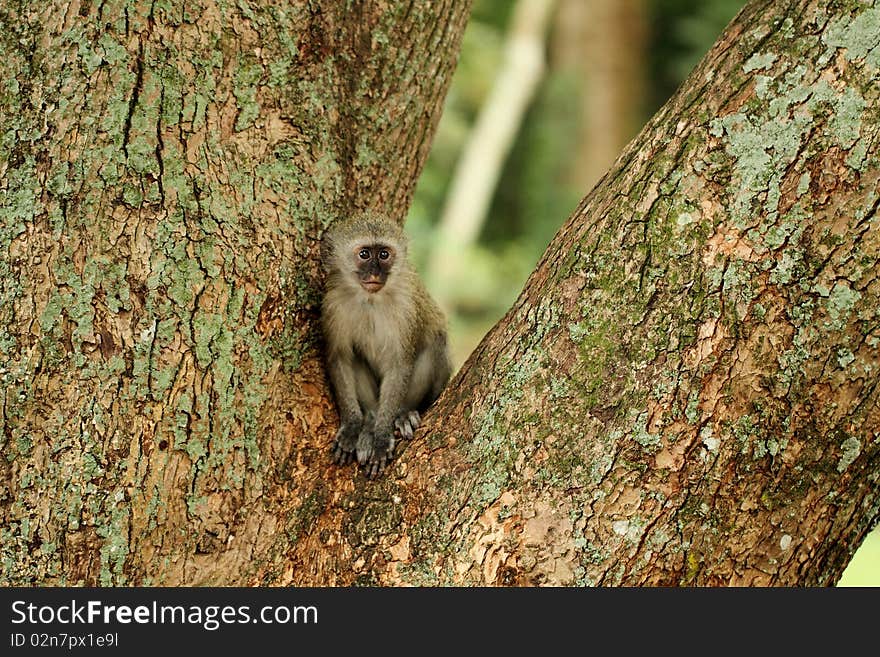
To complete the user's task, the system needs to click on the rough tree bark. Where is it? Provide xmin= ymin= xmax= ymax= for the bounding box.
xmin=2 ymin=0 xmax=878 ymax=587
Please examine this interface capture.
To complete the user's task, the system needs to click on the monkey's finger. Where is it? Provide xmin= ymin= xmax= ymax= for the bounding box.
xmin=394 ymin=414 xmax=418 ymax=440
xmin=406 ymin=411 xmax=421 ymax=436
xmin=371 ymin=455 xmax=388 ymax=478
xmin=332 ymin=442 xmax=355 ymax=465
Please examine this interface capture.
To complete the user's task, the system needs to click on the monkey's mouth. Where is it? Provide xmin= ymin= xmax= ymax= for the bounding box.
xmin=360 ymin=281 xmax=384 ymax=293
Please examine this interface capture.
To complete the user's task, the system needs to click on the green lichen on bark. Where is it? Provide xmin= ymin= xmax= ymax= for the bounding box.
xmin=821 ymin=3 xmax=880 ymax=69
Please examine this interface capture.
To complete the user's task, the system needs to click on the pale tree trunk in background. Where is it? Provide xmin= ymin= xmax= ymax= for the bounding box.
xmin=553 ymin=0 xmax=647 ymax=193
xmin=3 ymin=0 xmax=879 ymax=588
xmin=0 ymin=0 xmax=471 ymax=585
xmin=426 ymin=0 xmax=556 ymax=310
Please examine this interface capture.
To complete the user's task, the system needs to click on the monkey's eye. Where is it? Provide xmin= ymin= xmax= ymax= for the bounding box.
xmin=358 ymin=248 xmax=370 ymax=260
xmin=378 ymin=249 xmax=390 ymax=260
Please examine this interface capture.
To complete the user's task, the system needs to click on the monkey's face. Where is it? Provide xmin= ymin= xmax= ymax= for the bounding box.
xmin=353 ymin=244 xmax=396 ymax=294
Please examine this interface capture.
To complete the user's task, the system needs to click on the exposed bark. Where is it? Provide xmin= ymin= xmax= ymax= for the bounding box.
xmin=3 ymin=0 xmax=879 ymax=588
xmin=397 ymin=0 xmax=880 ymax=586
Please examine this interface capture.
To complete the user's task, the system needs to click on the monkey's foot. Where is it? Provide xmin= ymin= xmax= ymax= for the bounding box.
xmin=357 ymin=430 xmax=395 ymax=478
xmin=394 ymin=410 xmax=421 ymax=441
xmin=332 ymin=422 xmax=361 ymax=465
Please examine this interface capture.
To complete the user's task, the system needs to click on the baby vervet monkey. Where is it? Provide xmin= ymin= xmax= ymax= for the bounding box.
xmin=320 ymin=213 xmax=452 ymax=477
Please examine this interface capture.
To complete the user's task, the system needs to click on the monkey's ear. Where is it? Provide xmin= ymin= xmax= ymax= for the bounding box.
xmin=319 ymin=230 xmax=334 ymax=271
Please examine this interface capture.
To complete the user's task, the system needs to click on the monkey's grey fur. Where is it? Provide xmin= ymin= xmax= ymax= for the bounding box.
xmin=321 ymin=213 xmax=452 ymax=477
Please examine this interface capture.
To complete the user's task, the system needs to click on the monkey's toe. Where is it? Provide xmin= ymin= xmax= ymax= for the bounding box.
xmin=332 ymin=422 xmax=361 ymax=466
xmin=355 ymin=431 xmax=374 ymax=465
xmin=393 ymin=417 xmax=411 ymax=440
xmin=394 ymin=410 xmax=421 ymax=440
xmin=332 ymin=441 xmax=355 ymax=465
xmin=360 ymin=431 xmax=395 ymax=477
xmin=366 ymin=457 xmax=385 ymax=479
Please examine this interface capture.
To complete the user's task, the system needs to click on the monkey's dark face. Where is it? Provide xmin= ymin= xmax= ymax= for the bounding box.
xmin=354 ymin=244 xmax=396 ymax=293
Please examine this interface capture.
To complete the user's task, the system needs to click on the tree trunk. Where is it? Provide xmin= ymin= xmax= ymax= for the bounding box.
xmin=0 ymin=0 xmax=470 ymax=585
xmin=3 ymin=0 xmax=879 ymax=587
xmin=551 ymin=0 xmax=647 ymax=193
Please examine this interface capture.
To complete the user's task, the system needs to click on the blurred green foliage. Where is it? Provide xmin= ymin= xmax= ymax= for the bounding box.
xmin=648 ymin=0 xmax=749 ymax=110
xmin=407 ymin=0 xmax=747 ymax=360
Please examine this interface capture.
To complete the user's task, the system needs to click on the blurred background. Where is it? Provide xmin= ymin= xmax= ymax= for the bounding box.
xmin=404 ymin=0 xmax=879 ymax=586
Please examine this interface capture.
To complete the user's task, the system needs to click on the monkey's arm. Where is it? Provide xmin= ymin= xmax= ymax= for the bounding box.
xmin=426 ymin=334 xmax=452 ymax=406
xmin=327 ymin=353 xmax=364 ymax=465
xmin=357 ymin=365 xmax=412 ymax=477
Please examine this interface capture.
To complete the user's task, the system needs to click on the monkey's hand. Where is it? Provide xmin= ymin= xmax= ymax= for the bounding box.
xmin=356 ymin=427 xmax=395 ymax=478
xmin=332 ymin=419 xmax=362 ymax=465
xmin=394 ymin=410 xmax=421 ymax=440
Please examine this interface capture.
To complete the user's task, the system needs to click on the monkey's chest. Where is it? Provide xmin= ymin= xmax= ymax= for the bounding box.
xmin=348 ymin=304 xmax=405 ymax=373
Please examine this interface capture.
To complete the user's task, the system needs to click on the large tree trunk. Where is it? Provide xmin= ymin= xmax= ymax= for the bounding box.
xmin=3 ymin=0 xmax=878 ymax=587
xmin=0 ymin=0 xmax=470 ymax=585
